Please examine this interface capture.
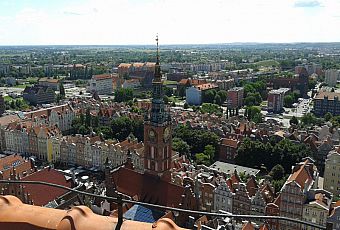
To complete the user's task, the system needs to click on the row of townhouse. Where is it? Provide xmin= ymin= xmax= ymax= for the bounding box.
xmin=57 ymin=135 xmax=145 ymax=172
xmin=266 ymin=157 xmax=333 ymax=230
xmin=23 ymin=103 xmax=76 ymax=133
xmin=175 ymin=158 xmax=338 ymax=229
xmin=176 ymin=164 xmax=275 ymax=223
xmin=3 ymin=122 xmax=61 ymax=162
xmin=1 ymin=120 xmax=145 ymax=172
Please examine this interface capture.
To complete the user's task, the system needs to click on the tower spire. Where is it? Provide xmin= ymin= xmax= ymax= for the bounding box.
xmin=154 ymin=34 xmax=161 ymax=82
xmin=156 ymin=34 xmax=160 ymax=65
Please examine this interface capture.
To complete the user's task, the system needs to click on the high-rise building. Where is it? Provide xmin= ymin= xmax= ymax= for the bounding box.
xmin=267 ymin=88 xmax=290 ymax=113
xmin=143 ymin=36 xmax=173 ymax=177
xmin=325 ymin=69 xmax=338 ymax=87
xmin=227 ymin=87 xmax=244 ymax=109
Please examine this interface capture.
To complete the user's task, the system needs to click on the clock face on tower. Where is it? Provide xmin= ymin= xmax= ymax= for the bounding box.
xmin=149 ymin=129 xmax=156 ymax=141
xmin=163 ymin=127 xmax=170 ymax=142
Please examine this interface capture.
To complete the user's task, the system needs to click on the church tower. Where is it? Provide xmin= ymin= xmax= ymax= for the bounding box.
xmin=144 ymin=35 xmax=172 ymax=177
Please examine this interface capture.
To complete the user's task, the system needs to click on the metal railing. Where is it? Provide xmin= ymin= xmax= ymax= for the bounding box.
xmin=0 ymin=180 xmax=330 ymax=230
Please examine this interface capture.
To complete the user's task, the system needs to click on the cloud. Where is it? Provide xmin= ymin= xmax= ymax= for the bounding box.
xmin=1 ymin=0 xmax=340 ymax=45
xmin=294 ymin=0 xmax=321 ymax=7
xmin=63 ymin=11 xmax=83 ymax=16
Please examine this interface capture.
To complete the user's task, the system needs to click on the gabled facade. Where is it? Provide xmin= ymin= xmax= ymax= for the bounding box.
xmin=232 ymin=183 xmax=251 ymax=215
xmin=214 ymin=180 xmax=233 ymax=213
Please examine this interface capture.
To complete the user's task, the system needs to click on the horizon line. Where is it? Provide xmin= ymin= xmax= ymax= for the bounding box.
xmin=1 ymin=41 xmax=340 ymax=47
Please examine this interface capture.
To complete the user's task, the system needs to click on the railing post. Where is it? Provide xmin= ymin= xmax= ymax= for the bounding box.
xmin=115 ymin=193 xmax=123 ymax=230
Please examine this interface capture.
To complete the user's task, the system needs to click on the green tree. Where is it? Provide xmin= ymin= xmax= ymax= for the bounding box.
xmin=235 ymin=138 xmax=312 ymax=173
xmin=195 ymin=153 xmax=210 ymax=165
xmin=289 ymin=116 xmax=299 ymax=125
xmin=85 ymin=108 xmax=91 ymax=128
xmin=252 ymin=113 xmax=263 ymax=123
xmin=200 ymin=103 xmax=222 ymax=116
xmin=110 ymin=116 xmax=144 ymax=142
xmin=114 ymin=88 xmax=134 ymax=103
xmin=183 ymin=103 xmax=189 ymax=109
xmin=111 ymin=116 xmax=133 ymax=141
xmin=272 ymin=178 xmax=286 ymax=194
xmin=178 ymin=87 xmax=186 ymax=98
xmin=96 ymin=126 xmax=113 ymax=139
xmin=78 ymin=125 xmax=89 ymax=135
xmin=203 ymin=145 xmax=215 ymax=163
xmin=59 ymin=82 xmax=65 ymax=99
xmin=214 ymin=94 xmax=222 ymax=105
xmin=324 ymin=112 xmax=333 ymax=122
xmin=284 ymin=95 xmax=294 ymax=107
xmin=164 ymin=87 xmax=173 ymax=97
xmin=92 ymin=116 xmax=99 ymax=128
xmin=163 ymin=95 xmax=169 ymax=104
xmin=269 ymin=164 xmax=285 ymax=180
xmin=217 ymin=90 xmax=227 ymax=103
xmin=203 ymin=89 xmax=216 ymax=103
xmin=246 ymin=106 xmax=261 ymax=121
xmin=80 ymin=112 xmax=85 ymax=125
xmin=244 ymin=95 xmax=256 ymax=106
xmin=301 ymin=113 xmax=323 ymax=126
xmin=173 ymin=138 xmax=191 ymax=157
xmin=173 ymin=125 xmax=219 ymax=157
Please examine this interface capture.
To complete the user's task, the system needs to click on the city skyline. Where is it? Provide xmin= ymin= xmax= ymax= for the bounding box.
xmin=0 ymin=0 xmax=340 ymax=45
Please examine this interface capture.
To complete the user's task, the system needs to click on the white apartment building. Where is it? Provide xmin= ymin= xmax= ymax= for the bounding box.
xmin=325 ymin=69 xmax=339 ymax=87
xmin=88 ymin=74 xmax=114 ymax=95
xmin=324 ymin=150 xmax=340 ymax=197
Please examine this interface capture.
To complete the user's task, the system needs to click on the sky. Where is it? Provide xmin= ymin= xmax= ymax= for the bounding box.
xmin=0 ymin=0 xmax=340 ymax=45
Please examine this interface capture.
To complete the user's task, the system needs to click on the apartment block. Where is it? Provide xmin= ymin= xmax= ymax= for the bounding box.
xmin=324 ymin=150 xmax=340 ymax=197
xmin=227 ymin=87 xmax=244 ymax=109
xmin=88 ymin=74 xmax=114 ymax=95
xmin=325 ymin=69 xmax=339 ymax=87
xmin=267 ymin=88 xmax=290 ymax=113
xmin=313 ymin=92 xmax=340 ymax=116
xmin=23 ymin=85 xmax=56 ymax=105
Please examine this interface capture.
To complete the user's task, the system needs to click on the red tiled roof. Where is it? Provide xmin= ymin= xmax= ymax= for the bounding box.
xmin=242 ymin=221 xmax=255 ymax=230
xmin=0 ymin=155 xmax=25 ymax=172
xmin=179 ymin=79 xmax=190 ymax=85
xmin=259 ymin=224 xmax=270 ymax=230
xmin=111 ymin=167 xmax=184 ymax=207
xmin=221 ymin=138 xmax=239 ymax=148
xmin=0 ymin=155 xmax=34 ymax=180
xmin=196 ymin=83 xmax=218 ymax=91
xmin=315 ymin=91 xmax=340 ymax=100
xmin=118 ymin=63 xmax=132 ymax=68
xmin=334 ymin=200 xmax=340 ymax=208
xmin=286 ymin=159 xmax=313 ymax=190
xmin=39 ymin=78 xmax=59 ymax=83
xmin=132 ymin=63 xmax=144 ymax=68
xmin=246 ymin=176 xmax=258 ymax=197
xmin=21 ymin=167 xmax=72 ymax=206
xmin=25 ymin=104 xmax=73 ymax=120
xmin=0 ymin=115 xmax=20 ymax=127
xmin=0 ymin=195 xmax=187 ymax=230
xmin=93 ymin=74 xmax=113 ymax=81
